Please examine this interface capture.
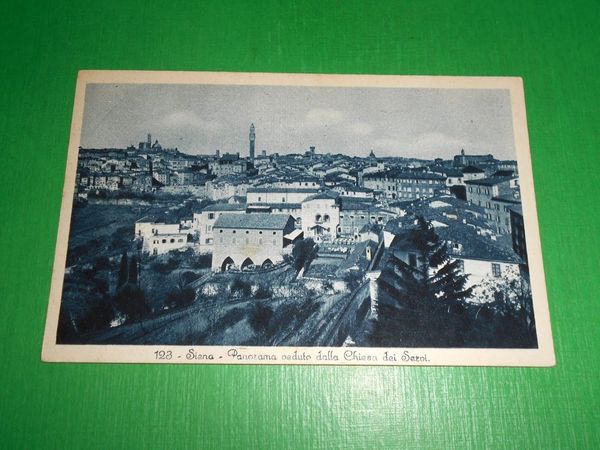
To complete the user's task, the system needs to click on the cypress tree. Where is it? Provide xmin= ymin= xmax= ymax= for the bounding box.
xmin=117 ymin=251 xmax=128 ymax=289
xmin=128 ymin=255 xmax=138 ymax=285
xmin=369 ymin=216 xmax=473 ymax=346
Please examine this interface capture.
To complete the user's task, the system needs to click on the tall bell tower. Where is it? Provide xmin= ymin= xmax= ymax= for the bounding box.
xmin=249 ymin=123 xmax=255 ymax=161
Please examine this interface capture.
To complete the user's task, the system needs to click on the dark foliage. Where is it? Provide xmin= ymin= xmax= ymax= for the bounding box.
xmin=166 ymin=286 xmax=197 ymax=308
xmin=112 ymin=283 xmax=149 ymax=322
xmin=230 ymin=277 xmax=252 ymax=297
xmin=180 ymin=270 xmax=201 ymax=285
xmin=56 ymin=296 xmax=114 ymax=343
xmin=93 ymin=256 xmax=111 ymax=271
xmin=254 ymin=284 xmax=272 ymax=299
xmin=128 ymin=255 xmax=138 ymax=285
xmin=291 ymin=238 xmax=319 ymax=272
xmin=110 ymin=226 xmax=132 ymax=251
xmin=368 ymin=217 xmax=474 ymax=347
xmin=117 ymin=251 xmax=129 ymax=289
xmin=151 ymin=256 xmax=179 ymax=274
xmin=65 ymin=238 xmax=102 ymax=266
xmin=249 ymin=302 xmax=274 ymax=335
xmin=191 ymin=253 xmax=212 ymax=269
xmin=343 ymin=271 xmax=364 ymax=291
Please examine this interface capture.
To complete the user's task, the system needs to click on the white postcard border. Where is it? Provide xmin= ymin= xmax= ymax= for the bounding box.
xmin=42 ymin=71 xmax=555 ymax=367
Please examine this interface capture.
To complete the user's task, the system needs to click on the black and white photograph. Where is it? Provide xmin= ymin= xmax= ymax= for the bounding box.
xmin=42 ymin=71 xmax=554 ymax=365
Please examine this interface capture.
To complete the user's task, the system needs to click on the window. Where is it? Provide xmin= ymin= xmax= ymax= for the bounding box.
xmin=258 ymin=196 xmax=262 ymax=202
xmin=170 ymin=238 xmax=175 ymax=243
xmin=259 ymin=231 xmax=263 ymax=234
xmin=208 ymin=213 xmax=214 ymax=219
xmin=492 ymin=263 xmax=501 ymax=277
xmin=162 ymin=239 xmax=166 ymax=243
xmin=272 ymin=231 xmax=276 ymax=235
xmin=282 ymin=197 xmax=286 ymax=202
xmin=456 ymin=259 xmax=465 ymax=272
xmin=245 ymin=230 xmax=249 ymax=234
xmin=232 ymin=230 xmax=236 ymax=234
xmin=219 ymin=229 xmax=223 ymax=233
xmin=408 ymin=253 xmax=417 ymax=267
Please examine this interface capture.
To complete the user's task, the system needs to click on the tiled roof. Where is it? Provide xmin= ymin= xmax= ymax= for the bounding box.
xmin=304 ymin=191 xmax=340 ymax=201
xmin=462 ymin=165 xmax=485 ymax=173
xmin=340 ymin=198 xmax=376 ymax=211
xmin=247 ymin=187 xmax=320 ymax=194
xmin=214 ymin=213 xmax=293 ymax=230
xmin=465 ymin=176 xmax=516 ymax=186
xmin=491 ymin=195 xmax=520 ymax=204
xmin=202 ymin=203 xmax=247 ymax=212
xmin=248 ymin=203 xmax=302 ymax=210
xmin=386 ymin=219 xmax=520 ymax=263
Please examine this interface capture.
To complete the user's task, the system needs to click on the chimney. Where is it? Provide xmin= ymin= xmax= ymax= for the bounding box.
xmin=215 ymin=149 xmax=220 ymax=158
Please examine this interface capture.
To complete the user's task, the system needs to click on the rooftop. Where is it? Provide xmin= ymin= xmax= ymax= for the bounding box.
xmin=247 ymin=187 xmax=320 ymax=194
xmin=202 ymin=203 xmax=247 ymax=212
xmin=214 ymin=213 xmax=293 ymax=230
xmin=462 ymin=165 xmax=485 ymax=173
xmin=464 ymin=176 xmax=516 ymax=186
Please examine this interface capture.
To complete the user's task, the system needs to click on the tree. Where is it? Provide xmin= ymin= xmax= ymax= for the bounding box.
xmin=471 ymin=266 xmax=537 ymax=347
xmin=128 ymin=255 xmax=138 ymax=285
xmin=117 ymin=251 xmax=129 ymax=289
xmin=166 ymin=286 xmax=197 ymax=308
xmin=368 ymin=216 xmax=473 ymax=346
xmin=249 ymin=302 xmax=274 ymax=344
xmin=113 ymin=283 xmax=149 ymax=322
xmin=291 ymin=238 xmax=319 ymax=272
xmin=383 ymin=216 xmax=472 ymax=307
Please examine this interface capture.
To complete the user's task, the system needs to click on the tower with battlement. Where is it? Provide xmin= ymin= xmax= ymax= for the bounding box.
xmin=249 ymin=123 xmax=255 ymax=161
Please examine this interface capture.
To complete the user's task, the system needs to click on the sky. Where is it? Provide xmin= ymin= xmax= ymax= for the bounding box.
xmin=81 ymin=83 xmax=517 ymax=160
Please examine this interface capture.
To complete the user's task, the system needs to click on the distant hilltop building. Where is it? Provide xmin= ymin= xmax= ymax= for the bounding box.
xmin=453 ymin=148 xmax=496 ymax=167
xmin=138 ymin=134 xmax=164 ymax=151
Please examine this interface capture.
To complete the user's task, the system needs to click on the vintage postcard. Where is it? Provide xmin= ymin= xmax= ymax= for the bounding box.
xmin=42 ymin=71 xmax=555 ymax=366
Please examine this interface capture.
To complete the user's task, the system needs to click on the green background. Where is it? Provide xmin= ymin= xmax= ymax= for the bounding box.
xmin=1 ymin=1 xmax=598 ymax=448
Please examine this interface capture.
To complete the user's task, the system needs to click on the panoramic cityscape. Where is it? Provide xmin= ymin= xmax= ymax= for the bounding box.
xmin=57 ymin=118 xmax=537 ymax=348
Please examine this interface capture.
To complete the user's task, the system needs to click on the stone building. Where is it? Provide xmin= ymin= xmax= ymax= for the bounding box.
xmin=465 ymin=175 xmax=520 ymax=234
xmin=192 ymin=203 xmax=247 ymax=246
xmin=211 ymin=213 xmax=298 ymax=272
xmin=301 ymin=191 xmax=341 ymax=241
xmin=134 ymin=219 xmax=189 ymax=255
xmin=246 ymin=187 xmax=319 ymax=204
xmin=452 ymin=149 xmax=497 ymax=167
